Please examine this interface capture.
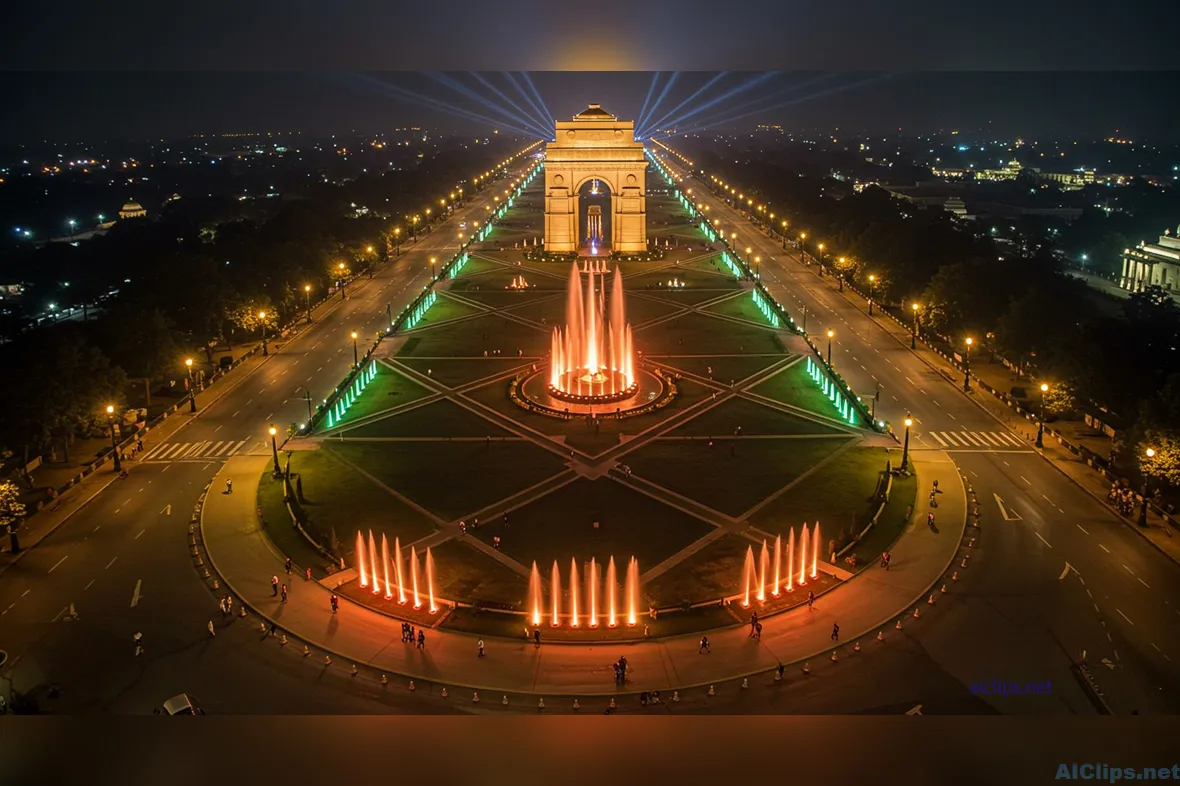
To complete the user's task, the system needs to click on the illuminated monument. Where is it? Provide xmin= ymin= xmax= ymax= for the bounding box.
xmin=543 ymin=104 xmax=648 ymax=253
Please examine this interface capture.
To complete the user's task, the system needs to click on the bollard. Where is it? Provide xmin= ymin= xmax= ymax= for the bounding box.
xmin=941 ymin=584 xmax=947 ymax=593
xmin=212 ymin=579 xmax=219 ymax=590
xmin=324 ymin=655 xmax=331 ymax=666
xmin=351 ymin=664 xmax=358 ymax=676
xmin=774 ymin=669 xmax=782 ymax=681
xmin=877 ymin=630 xmax=884 ymax=641
xmin=280 ymin=634 xmax=288 ymax=646
xmin=503 ymin=695 xmax=509 ymax=706
xmin=854 ymin=641 xmax=861 ymax=653
xmin=239 ymin=606 xmax=247 ymax=617
xmin=831 ymin=650 xmax=838 ymax=662
xmin=259 ymin=622 xmax=267 ymax=633
xmin=741 ymin=678 xmax=748 ymax=689
xmin=609 ymin=697 xmax=617 ymax=708
xmin=303 ymin=645 xmax=310 ymax=657
xmin=203 ymin=567 xmax=210 ymax=578
xmin=441 ymin=687 xmax=448 ymax=698
xmin=538 ymin=698 xmax=545 ymax=710
xmin=802 ymin=662 xmax=810 ymax=674
xmin=952 ymin=571 xmax=958 ymax=581
xmin=707 ymin=685 xmax=716 ymax=696
xmin=928 ymin=594 xmax=936 ymax=605
xmin=913 ymin=607 xmax=921 ymax=619
xmin=573 ymin=698 xmax=580 ymax=710
xmin=672 ymin=690 xmax=680 ymax=702
xmin=381 ymin=674 xmax=388 ymax=685
xmin=961 ymin=558 xmax=968 ymax=568
xmin=472 ymin=691 xmax=479 ymax=703
xmin=968 ymin=538 xmax=975 ymax=548
xmin=409 ymin=680 xmax=416 ymax=692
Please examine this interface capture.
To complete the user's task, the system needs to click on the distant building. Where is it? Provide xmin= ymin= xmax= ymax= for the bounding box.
xmin=119 ymin=201 xmax=147 ymax=220
xmin=1121 ymin=226 xmax=1180 ymax=294
xmin=943 ymin=197 xmax=968 ymax=217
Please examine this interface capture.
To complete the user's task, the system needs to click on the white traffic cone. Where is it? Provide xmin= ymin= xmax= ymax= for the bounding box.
xmin=941 ymin=584 xmax=947 ymax=594
xmin=672 ymin=691 xmax=680 ymax=702
xmin=896 ymin=618 xmax=904 ymax=630
xmin=441 ymin=687 xmax=448 ymax=698
xmin=952 ymin=571 xmax=958 ymax=581
xmin=913 ymin=607 xmax=921 ymax=619
xmin=409 ymin=680 xmax=416 ymax=692
xmin=280 ymin=634 xmax=288 ymax=646
xmin=928 ymin=594 xmax=936 ymax=605
xmin=707 ymin=685 xmax=715 ymax=696
xmin=381 ymin=674 xmax=388 ymax=685
xmin=503 ymin=695 xmax=509 ymax=706
xmin=877 ymin=630 xmax=884 ymax=641
xmin=324 ymin=655 xmax=331 ymax=666
xmin=854 ymin=641 xmax=861 ymax=653
xmin=259 ymin=622 xmax=267 ymax=633
xmin=472 ymin=691 xmax=479 ymax=703
xmin=239 ymin=606 xmax=246 ymax=617
xmin=609 ymin=697 xmax=617 ymax=709
xmin=538 ymin=698 xmax=545 ymax=709
xmin=572 ymin=698 xmax=580 ymax=710
xmin=741 ymin=678 xmax=748 ymax=689
xmin=802 ymin=662 xmax=810 ymax=674
xmin=351 ymin=664 xmax=358 ymax=676
xmin=212 ymin=579 xmax=219 ymax=590
xmin=961 ymin=557 xmax=968 ymax=568
xmin=831 ymin=650 xmax=838 ymax=662
xmin=303 ymin=645 xmax=310 ymax=657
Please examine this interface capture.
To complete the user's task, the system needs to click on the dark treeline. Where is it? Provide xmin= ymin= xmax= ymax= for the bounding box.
xmin=682 ymin=142 xmax=1180 ymax=483
xmin=0 ymin=139 xmax=522 ymax=469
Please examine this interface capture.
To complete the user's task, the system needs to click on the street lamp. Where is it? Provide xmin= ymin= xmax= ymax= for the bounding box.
xmin=186 ymin=358 xmax=197 ymax=413
xmin=799 ymin=233 xmax=807 ymax=263
xmin=430 ymin=256 xmax=437 ymax=281
xmin=107 ymin=405 xmax=121 ymax=472
xmin=745 ymin=246 xmax=752 ymax=266
xmin=780 ymin=220 xmax=788 ymax=249
xmin=338 ymin=262 xmax=347 ymax=299
xmin=754 ymin=255 xmax=761 ymax=279
xmin=817 ymin=243 xmax=825 ymax=275
xmin=393 ymin=227 xmax=402 ymax=256
xmin=351 ymin=331 xmax=359 ymax=368
xmin=304 ymin=285 xmax=312 ymax=324
xmin=1036 ymin=383 xmax=1048 ymax=448
xmin=269 ymin=425 xmax=281 ymax=477
xmin=901 ymin=416 xmax=913 ymax=472
xmin=963 ymin=337 xmax=974 ymax=391
xmin=867 ymin=274 xmax=876 ymax=314
xmin=837 ymin=258 xmax=846 ymax=292
xmin=1139 ymin=448 xmax=1155 ymax=526
xmin=259 ymin=310 xmax=269 ymax=356
xmin=827 ymin=329 xmax=835 ymax=365
xmin=911 ymin=303 xmax=920 ymax=349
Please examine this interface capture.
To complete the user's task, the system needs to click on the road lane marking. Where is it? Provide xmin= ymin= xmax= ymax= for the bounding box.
xmin=1034 ymin=531 xmax=1052 ymax=549
xmin=1040 ymin=493 xmax=1054 ymax=504
xmin=1139 ymin=577 xmax=1151 ymax=589
xmin=266 ymin=413 xmax=274 ymax=420
xmin=1123 ymin=564 xmax=1135 ymax=576
xmin=1099 ymin=544 xmax=1111 ymax=553
xmin=930 ymin=432 xmax=948 ymax=447
xmin=232 ymin=410 xmax=240 ymax=418
xmin=48 ymin=555 xmax=68 ymax=573
xmin=84 ymin=579 xmax=94 ymax=591
xmin=1116 ymin=609 xmax=1134 ymax=626
xmin=21 ymin=589 xmax=30 ymax=598
xmin=1077 ymin=524 xmax=1089 ymax=535
xmin=1020 ymin=476 xmax=1032 ymax=485
xmin=213 ymin=425 xmax=223 ymax=433
xmin=106 ymin=557 xmax=118 ymax=569
xmin=130 ymin=579 xmax=142 ymax=608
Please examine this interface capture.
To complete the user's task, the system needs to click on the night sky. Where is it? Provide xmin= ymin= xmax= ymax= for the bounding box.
xmin=2 ymin=0 xmax=1178 ymax=144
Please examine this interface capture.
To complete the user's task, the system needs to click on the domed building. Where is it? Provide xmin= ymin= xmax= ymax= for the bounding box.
xmin=119 ymin=201 xmax=147 ymax=220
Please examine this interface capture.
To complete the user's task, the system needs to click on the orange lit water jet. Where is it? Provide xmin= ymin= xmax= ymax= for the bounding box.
xmin=606 ymin=556 xmax=618 ymax=627
xmin=626 ymin=557 xmax=639 ymax=626
xmin=799 ymin=525 xmax=809 ymax=586
xmin=393 ymin=537 xmax=406 ymax=604
xmin=425 ymin=547 xmax=437 ymax=613
xmin=786 ymin=529 xmax=795 ymax=592
xmin=381 ymin=534 xmax=392 ymax=599
xmin=812 ymin=522 xmax=820 ymax=579
xmin=549 ymin=264 xmax=636 ymax=401
xmin=368 ymin=532 xmax=379 ymax=595
xmin=757 ymin=540 xmax=770 ymax=602
xmin=410 ymin=546 xmax=421 ymax=609
xmin=529 ymin=562 xmax=542 ymax=626
xmin=569 ymin=558 xmax=580 ymax=627
xmin=550 ymin=560 xmax=561 ymax=626
xmin=356 ymin=531 xmax=368 ymax=588
xmin=588 ymin=557 xmax=599 ymax=627
xmin=741 ymin=545 xmax=755 ymax=607
xmin=772 ymin=534 xmax=782 ymax=596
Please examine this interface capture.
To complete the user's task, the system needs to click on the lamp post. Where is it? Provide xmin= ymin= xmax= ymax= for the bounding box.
xmin=1036 ymin=383 xmax=1048 ymax=448
xmin=901 ymin=416 xmax=913 ymax=473
xmin=817 ymin=243 xmax=825 ymax=276
xmin=1139 ymin=448 xmax=1155 ymax=526
xmin=393 ymin=228 xmax=402 ymax=256
xmin=386 ymin=302 xmax=393 ymax=332
xmin=338 ymin=262 xmax=347 ymax=299
xmin=799 ymin=233 xmax=807 ymax=264
xmin=754 ymin=255 xmax=761 ymax=279
xmin=911 ymin=303 xmax=920 ymax=349
xmin=430 ymin=256 xmax=437 ymax=281
xmin=826 ymin=329 xmax=834 ymax=366
xmin=259 ymin=311 xmax=269 ymax=356
xmin=868 ymin=274 xmax=876 ymax=315
xmin=745 ymin=246 xmax=752 ymax=266
xmin=351 ymin=331 xmax=359 ymax=368
xmin=304 ymin=285 xmax=312 ymax=324
xmin=963 ymin=337 xmax=973 ymax=391
xmin=106 ymin=405 xmax=122 ymax=471
xmin=269 ymin=426 xmax=281 ymax=478
xmin=186 ymin=358 xmax=197 ymax=413
xmin=781 ymin=220 xmax=788 ymax=249
xmin=837 ymin=258 xmax=845 ymax=292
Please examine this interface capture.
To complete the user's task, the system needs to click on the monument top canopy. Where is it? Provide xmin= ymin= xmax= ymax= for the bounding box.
xmin=574 ymin=103 xmax=616 ymax=120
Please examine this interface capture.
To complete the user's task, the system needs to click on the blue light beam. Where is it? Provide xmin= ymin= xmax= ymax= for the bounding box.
xmin=639 ymin=71 xmax=731 ymax=139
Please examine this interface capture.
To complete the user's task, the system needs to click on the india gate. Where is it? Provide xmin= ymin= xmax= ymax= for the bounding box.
xmin=543 ymin=104 xmax=648 ymax=254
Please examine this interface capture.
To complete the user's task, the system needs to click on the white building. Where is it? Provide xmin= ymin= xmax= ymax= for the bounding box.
xmin=1121 ymin=226 xmax=1180 ymax=293
xmin=119 ymin=201 xmax=147 ymax=220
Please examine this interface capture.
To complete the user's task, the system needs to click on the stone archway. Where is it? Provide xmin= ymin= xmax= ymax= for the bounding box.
xmin=543 ymin=104 xmax=647 ymax=253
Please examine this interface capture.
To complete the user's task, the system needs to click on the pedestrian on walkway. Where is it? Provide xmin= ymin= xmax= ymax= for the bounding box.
xmin=271 ymin=575 xmax=279 ymax=596
xmin=619 ymin=656 xmax=627 ymax=682
xmin=533 ymin=629 xmax=541 ymax=648
xmin=777 ymin=664 xmax=785 ymax=680
xmin=208 ymin=620 xmax=216 ymax=637
xmin=330 ymin=594 xmax=338 ymax=614
xmin=137 ymin=438 xmax=144 ymax=452
xmin=750 ymin=611 xmax=758 ymax=633
xmin=225 ymin=479 xmax=233 ymax=494
xmin=280 ymin=584 xmax=288 ymax=603
xmin=807 ymin=591 xmax=815 ymax=610
xmin=219 ymin=597 xmax=228 ymax=616
xmin=614 ymin=662 xmax=622 ymax=683
xmin=699 ymin=635 xmax=711 ymax=654
xmin=225 ymin=596 xmax=233 ymax=616
xmin=831 ymin=623 xmax=839 ymax=641
xmin=493 ymin=536 xmax=501 ymax=549
xmin=478 ymin=639 xmax=485 ymax=657
xmin=285 ymin=557 xmax=292 ymax=575
xmin=305 ymin=567 xmax=312 ymax=581
xmin=417 ymin=629 xmax=425 ymax=649
xmin=269 ymin=621 xmax=277 ymax=637
xmin=754 ymin=622 xmax=762 ymax=640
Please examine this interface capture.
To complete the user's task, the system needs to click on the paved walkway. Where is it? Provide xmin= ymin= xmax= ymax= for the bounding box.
xmin=201 ymin=452 xmax=966 ymax=696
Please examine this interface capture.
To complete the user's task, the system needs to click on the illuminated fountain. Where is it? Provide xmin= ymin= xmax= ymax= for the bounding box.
xmin=353 ymin=530 xmax=438 ymax=613
xmin=508 ymin=275 xmax=530 ymax=289
xmin=739 ymin=524 xmax=822 ymax=607
xmin=527 ymin=555 xmax=639 ymax=628
xmin=548 ymin=262 xmax=636 ymax=403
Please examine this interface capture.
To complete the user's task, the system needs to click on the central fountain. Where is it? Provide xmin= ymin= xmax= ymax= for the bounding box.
xmin=548 ymin=261 xmax=637 ymax=403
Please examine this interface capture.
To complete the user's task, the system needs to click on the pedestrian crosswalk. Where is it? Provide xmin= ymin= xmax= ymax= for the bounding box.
xmin=925 ymin=430 xmax=1029 ymax=450
xmin=140 ymin=439 xmax=248 ymax=463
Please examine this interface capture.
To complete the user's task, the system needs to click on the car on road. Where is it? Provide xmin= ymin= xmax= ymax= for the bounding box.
xmin=156 ymin=694 xmax=205 ymax=715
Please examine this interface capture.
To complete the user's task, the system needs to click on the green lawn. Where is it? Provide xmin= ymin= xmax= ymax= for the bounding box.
xmin=394 ymin=357 xmax=531 ymax=388
xmin=407 ymin=294 xmax=485 ymax=327
xmin=256 ymin=472 xmax=338 ymax=579
xmin=395 ymin=313 xmax=549 ymax=358
xmin=342 ymin=398 xmax=513 ymax=439
xmin=270 ymin=447 xmax=437 ymax=552
xmin=625 ymin=436 xmax=855 ymax=518
xmin=752 ymin=362 xmax=839 ymax=416
xmin=450 ymin=264 xmax=565 ymax=293
xmin=469 ymin=477 xmax=714 ymax=573
xmin=504 ymin=294 xmax=567 ymax=326
xmin=429 ymin=538 xmax=530 ymax=607
xmin=623 ymin=293 xmax=685 ymax=325
xmin=747 ymin=446 xmax=895 ymax=540
xmin=642 ymin=534 xmax=751 ymax=606
xmin=326 ymin=439 xmax=567 ymax=521
xmin=669 ymin=396 xmax=848 ymax=437
xmin=653 ymin=354 xmax=785 ymax=385
xmin=706 ymin=292 xmax=784 ymax=326
xmin=636 ymin=311 xmax=785 ymax=356
xmin=849 ymin=472 xmax=918 ymax=569
xmin=329 ymin=364 xmax=432 ymax=426
xmin=626 ymin=267 xmax=740 ymax=291
xmin=444 ymin=289 xmax=558 ymax=310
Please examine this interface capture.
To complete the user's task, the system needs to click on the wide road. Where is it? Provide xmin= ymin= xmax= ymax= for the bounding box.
xmin=0 ymin=156 xmax=539 ymax=713
xmin=659 ymin=149 xmax=1180 ymax=714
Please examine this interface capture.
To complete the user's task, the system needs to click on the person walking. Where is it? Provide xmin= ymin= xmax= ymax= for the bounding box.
xmin=477 ymin=639 xmax=485 ymax=657
xmin=533 ymin=629 xmax=541 ymax=648
xmin=807 ymin=591 xmax=815 ymax=610
xmin=749 ymin=611 xmax=758 ymax=636
xmin=417 ymin=629 xmax=425 ymax=650
xmin=330 ymin=594 xmax=338 ymax=614
xmin=225 ymin=596 xmax=233 ymax=616
xmin=831 ymin=623 xmax=840 ymax=641
xmin=754 ymin=622 xmax=763 ymax=640
xmin=225 ymin=479 xmax=233 ymax=494
xmin=280 ymin=584 xmax=288 ymax=604
xmin=285 ymin=557 xmax=292 ymax=575
xmin=268 ymin=621 xmax=277 ymax=637
xmin=699 ymin=635 xmax=711 ymax=654
xmin=271 ymin=575 xmax=279 ymax=596
xmin=305 ymin=567 xmax=312 ymax=581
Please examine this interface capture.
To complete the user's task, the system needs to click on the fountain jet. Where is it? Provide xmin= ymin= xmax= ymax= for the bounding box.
xmin=549 ymin=264 xmax=636 ymax=401
xmin=772 ymin=534 xmax=782 ymax=597
xmin=757 ymin=540 xmax=769 ymax=602
xmin=569 ymin=558 xmax=580 ymax=627
xmin=812 ymin=522 xmax=821 ymax=579
xmin=550 ymin=560 xmax=561 ymax=626
xmin=799 ymin=525 xmax=809 ymax=587
xmin=368 ymin=531 xmax=379 ymax=595
xmin=607 ymin=556 xmax=618 ymax=627
xmin=425 ymin=547 xmax=437 ymax=613
xmin=626 ymin=557 xmax=639 ymax=626
xmin=381 ymin=534 xmax=393 ymax=599
xmin=356 ymin=531 xmax=368 ymax=588
xmin=393 ymin=537 xmax=406 ymax=604
xmin=787 ymin=528 xmax=795 ymax=592
xmin=742 ymin=545 xmax=756 ymax=607
xmin=529 ymin=562 xmax=542 ymax=626
xmin=588 ymin=558 xmax=599 ymax=627
xmin=410 ymin=546 xmax=421 ymax=609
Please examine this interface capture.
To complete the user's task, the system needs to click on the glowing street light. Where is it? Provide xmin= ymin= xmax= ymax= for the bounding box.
xmin=1036 ymin=383 xmax=1049 ymax=448
xmin=351 ymin=331 xmax=359 ymax=368
xmin=827 ymin=329 xmax=835 ymax=365
xmin=901 ymin=416 xmax=913 ymax=472
xmin=269 ymin=425 xmax=281 ymax=477
xmin=867 ymin=273 xmax=876 ymax=314
xmin=259 ymin=310 xmax=269 ymax=356
xmin=186 ymin=358 xmax=197 ymax=412
xmin=107 ymin=405 xmax=121 ymax=472
xmin=910 ymin=302 xmax=920 ymax=349
xmin=963 ymin=337 xmax=974 ymax=391
xmin=304 ymin=284 xmax=312 ymax=324
xmin=1140 ymin=447 xmax=1156 ymax=526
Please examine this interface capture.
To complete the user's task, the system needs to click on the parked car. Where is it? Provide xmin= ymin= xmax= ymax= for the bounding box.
xmin=156 ymin=694 xmax=205 ymax=715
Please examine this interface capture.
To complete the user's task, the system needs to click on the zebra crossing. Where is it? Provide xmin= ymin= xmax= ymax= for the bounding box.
xmin=140 ymin=439 xmax=249 ymax=463
xmin=925 ymin=430 xmax=1029 ymax=450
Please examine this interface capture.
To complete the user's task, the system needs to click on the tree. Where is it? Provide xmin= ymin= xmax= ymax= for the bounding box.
xmin=0 ymin=478 xmax=26 ymax=552
xmin=1139 ymin=432 xmax=1180 ymax=489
